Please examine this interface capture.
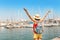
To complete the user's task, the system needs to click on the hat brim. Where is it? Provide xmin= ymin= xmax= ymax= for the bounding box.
xmin=34 ymin=16 xmax=40 ymax=19
xmin=35 ymin=18 xmax=40 ymax=19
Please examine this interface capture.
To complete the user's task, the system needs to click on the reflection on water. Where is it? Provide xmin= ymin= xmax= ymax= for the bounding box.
xmin=43 ymin=26 xmax=60 ymax=40
xmin=0 ymin=26 xmax=60 ymax=40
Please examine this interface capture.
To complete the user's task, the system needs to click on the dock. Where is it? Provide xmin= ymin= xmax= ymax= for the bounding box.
xmin=52 ymin=37 xmax=60 ymax=40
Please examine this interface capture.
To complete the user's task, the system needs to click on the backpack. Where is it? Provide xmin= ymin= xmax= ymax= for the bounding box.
xmin=35 ymin=26 xmax=43 ymax=34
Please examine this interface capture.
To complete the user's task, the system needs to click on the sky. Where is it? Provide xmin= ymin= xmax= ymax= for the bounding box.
xmin=0 ymin=0 xmax=60 ymax=21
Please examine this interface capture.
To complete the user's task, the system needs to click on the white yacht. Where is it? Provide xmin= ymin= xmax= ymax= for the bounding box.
xmin=44 ymin=19 xmax=60 ymax=27
xmin=0 ymin=23 xmax=7 ymax=27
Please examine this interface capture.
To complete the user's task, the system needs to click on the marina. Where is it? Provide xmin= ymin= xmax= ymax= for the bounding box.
xmin=0 ymin=19 xmax=60 ymax=40
xmin=0 ymin=26 xmax=60 ymax=40
xmin=0 ymin=18 xmax=60 ymax=28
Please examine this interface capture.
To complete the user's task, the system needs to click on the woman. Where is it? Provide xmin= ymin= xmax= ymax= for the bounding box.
xmin=23 ymin=8 xmax=51 ymax=40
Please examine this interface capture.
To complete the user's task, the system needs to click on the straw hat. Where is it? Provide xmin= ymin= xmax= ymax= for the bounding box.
xmin=34 ymin=14 xmax=40 ymax=19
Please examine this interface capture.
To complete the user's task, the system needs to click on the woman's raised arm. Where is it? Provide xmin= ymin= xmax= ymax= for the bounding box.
xmin=40 ymin=10 xmax=51 ymax=22
xmin=24 ymin=8 xmax=35 ymax=22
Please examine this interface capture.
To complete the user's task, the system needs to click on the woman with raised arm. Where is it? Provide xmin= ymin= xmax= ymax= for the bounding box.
xmin=24 ymin=8 xmax=51 ymax=40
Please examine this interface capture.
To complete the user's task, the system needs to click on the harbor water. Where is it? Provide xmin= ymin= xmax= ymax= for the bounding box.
xmin=0 ymin=26 xmax=60 ymax=40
